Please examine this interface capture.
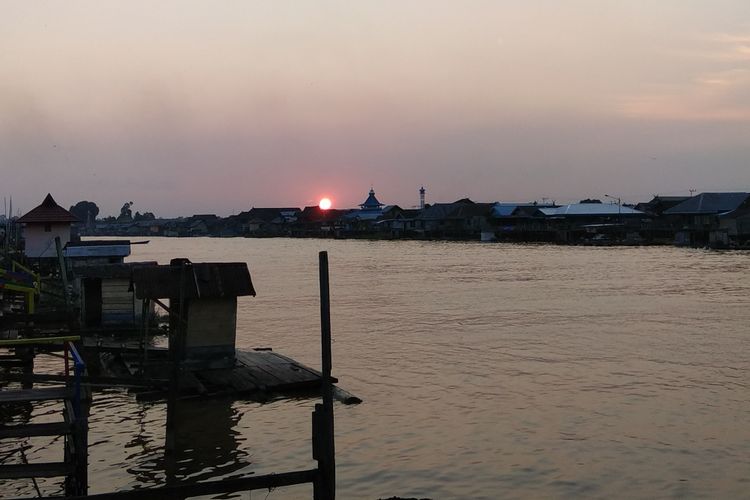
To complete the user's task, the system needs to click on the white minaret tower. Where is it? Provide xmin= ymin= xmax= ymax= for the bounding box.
xmin=419 ymin=186 xmax=426 ymax=209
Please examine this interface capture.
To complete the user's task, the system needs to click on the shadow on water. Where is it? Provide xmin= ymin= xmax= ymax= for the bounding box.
xmin=126 ymin=397 xmax=250 ymax=488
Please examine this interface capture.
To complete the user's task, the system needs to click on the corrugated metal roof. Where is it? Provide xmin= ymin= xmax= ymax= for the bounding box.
xmin=721 ymin=207 xmax=750 ymax=220
xmin=492 ymin=204 xmax=521 ymax=217
xmin=343 ymin=210 xmax=382 ymax=221
xmin=18 ymin=194 xmax=79 ymax=223
xmin=132 ymin=260 xmax=256 ymax=299
xmin=450 ymin=203 xmax=494 ymax=218
xmin=72 ymin=262 xmax=158 ymax=279
xmin=65 ymin=240 xmax=132 ymax=258
xmin=416 ymin=203 xmax=459 ymax=220
xmin=540 ymin=203 xmax=645 ymax=216
xmin=664 ymin=192 xmax=750 ymax=215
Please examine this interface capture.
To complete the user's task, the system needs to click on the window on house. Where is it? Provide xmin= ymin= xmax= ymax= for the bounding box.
xmin=44 ymin=223 xmax=52 ymax=232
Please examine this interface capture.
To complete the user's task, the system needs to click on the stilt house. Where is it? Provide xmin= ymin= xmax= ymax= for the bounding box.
xmin=18 ymin=194 xmax=79 ymax=259
xmin=131 ymin=259 xmax=256 ymax=368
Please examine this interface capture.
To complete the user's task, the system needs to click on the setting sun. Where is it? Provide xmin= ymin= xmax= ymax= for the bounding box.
xmin=319 ymin=197 xmax=332 ymax=210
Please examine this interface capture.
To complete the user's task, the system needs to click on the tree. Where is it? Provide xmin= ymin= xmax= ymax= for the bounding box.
xmin=69 ymin=201 xmax=100 ymax=225
xmin=134 ymin=211 xmax=156 ymax=222
xmin=117 ymin=201 xmax=134 ymax=222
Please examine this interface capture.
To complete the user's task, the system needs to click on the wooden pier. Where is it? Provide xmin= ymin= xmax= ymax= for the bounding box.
xmin=0 ymin=338 xmax=90 ymax=496
xmin=81 ymin=339 xmax=342 ymax=401
xmin=1 ymin=250 xmax=351 ymax=499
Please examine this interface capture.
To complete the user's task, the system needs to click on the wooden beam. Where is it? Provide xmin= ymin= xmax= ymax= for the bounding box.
xmin=54 ymin=469 xmax=319 ymax=500
xmin=0 ymin=421 xmax=71 ymax=438
xmin=0 ymin=387 xmax=72 ymax=403
xmin=0 ymin=461 xmax=74 ymax=479
xmin=0 ymin=335 xmax=80 ymax=346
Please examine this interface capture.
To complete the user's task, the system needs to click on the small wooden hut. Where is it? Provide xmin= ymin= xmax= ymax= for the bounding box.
xmin=73 ymin=262 xmax=157 ymax=329
xmin=131 ymin=259 xmax=255 ymax=368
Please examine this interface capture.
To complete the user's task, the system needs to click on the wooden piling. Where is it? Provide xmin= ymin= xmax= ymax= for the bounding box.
xmin=165 ymin=261 xmax=189 ymax=455
xmin=54 ymin=236 xmax=72 ymax=314
xmin=314 ymin=251 xmax=336 ymax=500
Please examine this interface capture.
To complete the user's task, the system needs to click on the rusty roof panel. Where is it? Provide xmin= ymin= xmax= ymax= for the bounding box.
xmin=132 ymin=261 xmax=256 ymax=299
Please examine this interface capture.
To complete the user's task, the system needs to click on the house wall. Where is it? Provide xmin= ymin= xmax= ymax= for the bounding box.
xmin=185 ymin=297 xmax=237 ymax=356
xmin=101 ymin=278 xmax=137 ymax=326
xmin=23 ymin=223 xmax=71 ymax=258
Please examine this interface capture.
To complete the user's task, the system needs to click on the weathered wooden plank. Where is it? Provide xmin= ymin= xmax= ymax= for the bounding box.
xmin=232 ymin=362 xmax=277 ymax=390
xmin=260 ymin=362 xmax=317 ymax=385
xmin=226 ymin=369 xmax=258 ymax=393
xmin=0 ymin=461 xmax=74 ymax=479
xmin=0 ymin=387 xmax=72 ymax=403
xmin=0 ymin=421 xmax=71 ymax=438
xmin=48 ymin=469 xmax=318 ymax=499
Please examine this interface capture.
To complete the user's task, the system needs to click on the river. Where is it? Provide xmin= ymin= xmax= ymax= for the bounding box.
xmin=2 ymin=238 xmax=749 ymax=499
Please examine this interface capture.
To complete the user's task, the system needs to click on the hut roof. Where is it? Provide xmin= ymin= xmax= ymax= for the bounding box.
xmin=132 ymin=260 xmax=256 ymax=299
xmin=18 ymin=194 xmax=79 ymax=223
xmin=72 ymin=262 xmax=158 ymax=279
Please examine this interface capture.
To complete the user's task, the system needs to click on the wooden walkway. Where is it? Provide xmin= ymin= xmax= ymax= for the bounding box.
xmin=84 ymin=344 xmax=342 ymax=401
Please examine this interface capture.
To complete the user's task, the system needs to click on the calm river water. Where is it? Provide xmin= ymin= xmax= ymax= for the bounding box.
xmin=2 ymin=238 xmax=749 ymax=499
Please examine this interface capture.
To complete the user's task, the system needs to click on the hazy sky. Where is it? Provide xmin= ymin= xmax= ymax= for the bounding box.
xmin=2 ymin=1 xmax=749 ymax=217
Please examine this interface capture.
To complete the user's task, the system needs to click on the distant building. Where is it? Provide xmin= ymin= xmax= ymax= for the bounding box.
xmin=664 ymin=192 xmax=750 ymax=247
xmin=341 ymin=188 xmax=388 ymax=231
xmin=359 ymin=188 xmax=384 ymax=211
xmin=635 ymin=196 xmax=690 ymax=216
xmin=18 ymin=193 xmax=79 ymax=258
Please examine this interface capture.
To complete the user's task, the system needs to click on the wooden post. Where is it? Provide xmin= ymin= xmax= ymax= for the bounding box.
xmin=313 ymin=251 xmax=335 ymax=500
xmin=54 ymin=236 xmax=72 ymax=314
xmin=140 ymin=299 xmax=150 ymax=376
xmin=165 ymin=262 xmax=188 ymax=455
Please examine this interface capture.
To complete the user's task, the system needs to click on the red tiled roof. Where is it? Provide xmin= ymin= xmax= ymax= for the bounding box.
xmin=18 ymin=194 xmax=79 ymax=223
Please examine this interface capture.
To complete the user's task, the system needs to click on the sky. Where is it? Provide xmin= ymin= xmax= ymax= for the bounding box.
xmin=1 ymin=1 xmax=749 ymax=217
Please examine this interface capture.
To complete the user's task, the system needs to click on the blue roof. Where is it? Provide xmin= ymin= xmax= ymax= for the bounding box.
xmin=491 ymin=202 xmax=545 ymax=217
xmin=540 ymin=203 xmax=644 ymax=216
xmin=664 ymin=192 xmax=750 ymax=215
xmin=343 ymin=210 xmax=382 ymax=221
xmin=360 ymin=189 xmax=384 ymax=210
xmin=492 ymin=203 xmax=520 ymax=217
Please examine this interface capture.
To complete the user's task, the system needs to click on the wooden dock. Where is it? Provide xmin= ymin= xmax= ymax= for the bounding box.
xmin=0 ymin=250 xmax=354 ymax=498
xmin=83 ymin=342 xmax=341 ymax=401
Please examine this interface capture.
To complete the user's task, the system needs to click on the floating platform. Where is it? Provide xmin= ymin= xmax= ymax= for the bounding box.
xmin=81 ymin=337 xmax=359 ymax=404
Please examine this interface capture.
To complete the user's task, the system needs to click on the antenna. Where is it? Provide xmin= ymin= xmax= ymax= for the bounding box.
xmin=689 ymin=188 xmax=696 ymax=197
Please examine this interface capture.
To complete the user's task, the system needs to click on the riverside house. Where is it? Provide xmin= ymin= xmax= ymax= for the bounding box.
xmin=664 ymin=192 xmax=750 ymax=247
xmin=18 ymin=194 xmax=79 ymax=259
